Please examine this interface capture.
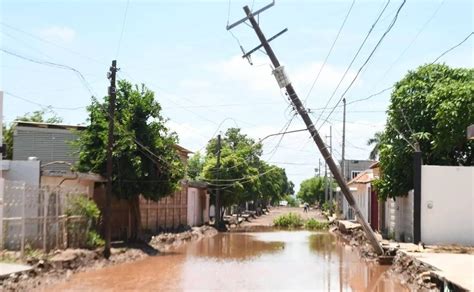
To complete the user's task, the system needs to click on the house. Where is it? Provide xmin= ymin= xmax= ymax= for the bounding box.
xmin=340 ymin=159 xmax=376 ymax=182
xmin=10 ymin=120 xmax=209 ymax=239
xmin=342 ymin=168 xmax=379 ymax=231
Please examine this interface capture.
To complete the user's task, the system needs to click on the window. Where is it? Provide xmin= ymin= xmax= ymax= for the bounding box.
xmin=351 ymin=171 xmax=361 ymax=179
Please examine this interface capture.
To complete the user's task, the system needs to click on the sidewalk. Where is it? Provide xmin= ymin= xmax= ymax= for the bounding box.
xmin=0 ymin=263 xmax=32 ymax=279
xmin=402 ymin=250 xmax=474 ymax=291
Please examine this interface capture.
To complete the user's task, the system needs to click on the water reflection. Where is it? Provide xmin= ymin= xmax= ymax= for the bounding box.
xmin=186 ymin=233 xmax=284 ymax=260
xmin=52 ymin=231 xmax=408 ymax=291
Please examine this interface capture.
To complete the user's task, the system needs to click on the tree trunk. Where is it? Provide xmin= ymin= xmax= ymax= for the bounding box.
xmin=128 ymin=195 xmax=141 ymax=242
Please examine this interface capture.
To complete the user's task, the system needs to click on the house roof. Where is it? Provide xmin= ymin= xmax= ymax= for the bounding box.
xmin=15 ymin=121 xmax=193 ymax=154
xmin=369 ymin=161 xmax=379 ymax=169
xmin=347 ymin=169 xmax=374 ymax=185
xmin=14 ymin=120 xmax=86 ymax=131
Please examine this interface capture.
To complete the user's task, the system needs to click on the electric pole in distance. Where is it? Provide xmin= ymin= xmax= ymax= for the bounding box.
xmin=215 ymin=134 xmax=222 ymax=228
xmin=104 ymin=60 xmax=118 ymax=259
xmin=227 ymin=3 xmax=384 ymax=255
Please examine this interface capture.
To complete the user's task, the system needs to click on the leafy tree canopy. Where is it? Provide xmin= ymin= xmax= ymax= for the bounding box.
xmin=201 ymin=128 xmax=290 ymax=208
xmin=374 ymin=64 xmax=473 ymax=199
xmin=297 ymin=177 xmax=326 ymax=205
xmin=76 ymin=80 xmax=184 ymax=239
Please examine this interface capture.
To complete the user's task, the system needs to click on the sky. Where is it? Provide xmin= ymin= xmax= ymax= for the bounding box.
xmin=1 ymin=0 xmax=472 ymax=191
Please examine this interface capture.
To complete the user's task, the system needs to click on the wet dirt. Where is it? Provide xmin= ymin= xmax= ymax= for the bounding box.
xmin=50 ymin=231 xmax=409 ymax=291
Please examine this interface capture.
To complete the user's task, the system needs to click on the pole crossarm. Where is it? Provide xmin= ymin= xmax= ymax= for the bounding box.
xmin=243 ymin=28 xmax=288 ymax=59
xmin=226 ymin=0 xmax=275 ymax=30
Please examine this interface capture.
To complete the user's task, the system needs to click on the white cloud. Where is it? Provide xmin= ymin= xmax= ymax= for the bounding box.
xmin=209 ymin=55 xmax=279 ymax=93
xmin=290 ymin=62 xmax=362 ymax=96
xmin=38 ymin=26 xmax=76 ymax=43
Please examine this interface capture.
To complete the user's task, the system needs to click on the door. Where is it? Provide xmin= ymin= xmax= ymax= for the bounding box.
xmin=370 ymin=189 xmax=379 ymax=230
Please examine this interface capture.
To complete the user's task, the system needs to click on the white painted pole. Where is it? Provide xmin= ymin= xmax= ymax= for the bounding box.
xmin=0 ymin=91 xmax=3 ymax=250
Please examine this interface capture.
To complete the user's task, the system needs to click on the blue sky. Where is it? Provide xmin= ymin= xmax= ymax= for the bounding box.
xmin=1 ymin=0 xmax=472 ymax=189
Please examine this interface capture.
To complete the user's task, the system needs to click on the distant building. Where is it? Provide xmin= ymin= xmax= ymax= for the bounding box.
xmin=340 ymin=159 xmax=376 ymax=182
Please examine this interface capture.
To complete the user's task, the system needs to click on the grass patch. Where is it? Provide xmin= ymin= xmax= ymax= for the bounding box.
xmin=273 ymin=213 xmax=329 ymax=230
xmin=273 ymin=213 xmax=304 ymax=228
xmin=304 ymin=218 xmax=329 ymax=230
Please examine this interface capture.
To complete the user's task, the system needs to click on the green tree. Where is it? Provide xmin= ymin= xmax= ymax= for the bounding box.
xmin=297 ymin=177 xmax=325 ymax=205
xmin=367 ymin=131 xmax=383 ymax=160
xmin=76 ymin=80 xmax=184 ymax=240
xmin=4 ymin=109 xmax=63 ymax=159
xmin=374 ymin=64 xmax=474 ymax=199
xmin=187 ymin=151 xmax=204 ymax=180
xmin=202 ymin=128 xmax=289 ymax=214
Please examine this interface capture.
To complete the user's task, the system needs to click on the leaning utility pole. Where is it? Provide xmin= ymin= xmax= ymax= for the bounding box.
xmin=227 ymin=3 xmax=384 ymax=255
xmin=215 ymin=134 xmax=222 ymax=227
xmin=104 ymin=60 xmax=118 ymax=259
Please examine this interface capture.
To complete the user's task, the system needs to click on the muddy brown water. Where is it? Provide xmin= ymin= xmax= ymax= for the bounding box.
xmin=51 ymin=231 xmax=408 ymax=291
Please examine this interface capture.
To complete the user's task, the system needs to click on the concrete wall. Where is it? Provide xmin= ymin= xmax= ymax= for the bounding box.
xmin=187 ymin=187 xmax=209 ymax=227
xmin=1 ymin=160 xmax=40 ymax=186
xmin=383 ymin=192 xmax=413 ymax=242
xmin=421 ymin=165 xmax=474 ymax=245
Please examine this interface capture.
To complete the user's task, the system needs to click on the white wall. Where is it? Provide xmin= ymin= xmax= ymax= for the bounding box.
xmin=383 ymin=192 xmax=413 ymax=242
xmin=421 ymin=165 xmax=474 ymax=245
xmin=1 ymin=160 xmax=40 ymax=186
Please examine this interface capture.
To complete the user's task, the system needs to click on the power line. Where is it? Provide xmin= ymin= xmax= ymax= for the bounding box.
xmin=312 ymin=0 xmax=391 ymax=127
xmin=116 ymin=0 xmax=131 ymax=59
xmin=0 ymin=22 xmax=105 ymax=65
xmin=318 ymin=0 xmax=407 ymax=130
xmin=372 ymin=0 xmax=445 ymax=87
xmin=1 ymin=48 xmax=95 ymax=96
xmin=4 ymin=91 xmax=87 ymax=110
xmin=430 ymin=31 xmax=474 ymax=64
xmin=304 ymin=0 xmax=356 ymax=104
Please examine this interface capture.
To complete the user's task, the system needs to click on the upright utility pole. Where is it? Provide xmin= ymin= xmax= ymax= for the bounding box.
xmin=318 ymin=158 xmax=321 ymax=177
xmin=329 ymin=125 xmax=333 ymax=202
xmin=215 ymin=134 xmax=222 ymax=227
xmin=0 ymin=91 xmax=4 ymax=250
xmin=324 ymin=160 xmax=328 ymax=202
xmin=104 ymin=60 xmax=118 ymax=259
xmin=413 ymin=143 xmax=422 ymax=244
xmin=228 ymin=5 xmax=384 ymax=255
xmin=341 ymin=98 xmax=346 ymax=180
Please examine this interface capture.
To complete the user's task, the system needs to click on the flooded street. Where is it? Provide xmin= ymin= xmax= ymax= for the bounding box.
xmin=52 ymin=231 xmax=407 ymax=291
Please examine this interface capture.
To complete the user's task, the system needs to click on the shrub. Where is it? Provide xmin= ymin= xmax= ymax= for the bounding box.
xmin=66 ymin=195 xmax=104 ymax=248
xmin=273 ymin=212 xmax=304 ymax=228
xmin=304 ymin=218 xmax=329 ymax=230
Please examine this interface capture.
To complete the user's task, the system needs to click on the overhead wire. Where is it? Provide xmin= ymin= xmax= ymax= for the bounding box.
xmin=318 ymin=0 xmax=407 ymax=131
xmin=116 ymin=0 xmax=131 ymax=59
xmin=304 ymin=0 xmax=356 ymax=104
xmin=311 ymin=0 xmax=391 ymax=127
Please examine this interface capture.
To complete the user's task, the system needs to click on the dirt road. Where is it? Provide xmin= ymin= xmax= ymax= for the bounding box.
xmin=232 ymin=206 xmax=327 ymax=231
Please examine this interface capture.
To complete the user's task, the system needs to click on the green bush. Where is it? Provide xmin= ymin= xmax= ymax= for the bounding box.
xmin=273 ymin=213 xmax=304 ymax=228
xmin=66 ymin=195 xmax=100 ymax=220
xmin=66 ymin=195 xmax=104 ymax=248
xmin=87 ymin=230 xmax=105 ymax=248
xmin=304 ymin=218 xmax=329 ymax=230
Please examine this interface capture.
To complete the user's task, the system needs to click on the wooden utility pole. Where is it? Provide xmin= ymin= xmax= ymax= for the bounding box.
xmin=215 ymin=134 xmax=222 ymax=227
xmin=104 ymin=60 xmax=118 ymax=259
xmin=228 ymin=4 xmax=384 ymax=255
xmin=329 ymin=125 xmax=333 ymax=202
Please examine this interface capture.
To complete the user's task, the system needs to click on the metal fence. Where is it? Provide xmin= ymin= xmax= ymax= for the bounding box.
xmin=0 ymin=181 xmax=89 ymax=255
